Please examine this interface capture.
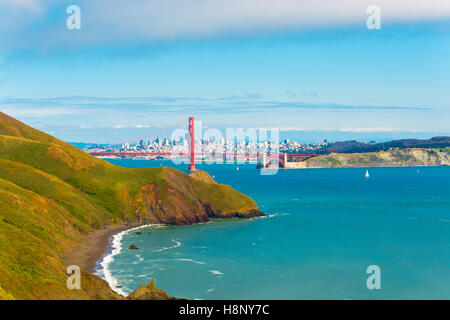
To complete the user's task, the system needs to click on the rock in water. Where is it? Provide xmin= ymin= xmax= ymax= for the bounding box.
xmin=129 ymin=244 xmax=139 ymax=250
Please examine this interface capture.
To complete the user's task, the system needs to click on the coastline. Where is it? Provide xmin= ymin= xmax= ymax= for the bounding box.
xmin=63 ymin=222 xmax=146 ymax=273
xmin=283 ymin=164 xmax=449 ymax=169
xmin=94 ymin=223 xmax=159 ymax=296
xmin=64 ymin=222 xmax=163 ymax=297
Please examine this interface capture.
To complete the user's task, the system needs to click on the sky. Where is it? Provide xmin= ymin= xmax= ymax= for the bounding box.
xmin=0 ymin=0 xmax=449 ymax=143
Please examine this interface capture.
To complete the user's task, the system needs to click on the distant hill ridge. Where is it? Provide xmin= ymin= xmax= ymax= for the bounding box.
xmin=0 ymin=111 xmax=262 ymax=300
xmin=323 ymin=136 xmax=450 ymax=154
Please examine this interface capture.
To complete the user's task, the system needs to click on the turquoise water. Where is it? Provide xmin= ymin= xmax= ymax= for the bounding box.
xmin=100 ymin=160 xmax=450 ymax=299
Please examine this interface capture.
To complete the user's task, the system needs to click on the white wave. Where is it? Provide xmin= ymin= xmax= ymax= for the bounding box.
xmin=207 ymin=288 xmax=215 ymax=293
xmin=95 ymin=224 xmax=159 ymax=296
xmin=156 ymin=239 xmax=182 ymax=252
xmin=265 ymin=212 xmax=291 ymax=218
xmin=209 ymin=270 xmax=224 ymax=275
xmin=175 ymin=258 xmax=206 ymax=265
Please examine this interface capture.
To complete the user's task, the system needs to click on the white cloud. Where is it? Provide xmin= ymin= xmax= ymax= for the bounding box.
xmin=279 ymin=127 xmax=308 ymax=131
xmin=2 ymin=1 xmax=450 ymax=49
xmin=1 ymin=96 xmax=446 ymax=134
xmin=279 ymin=127 xmax=432 ymax=133
xmin=338 ymin=127 xmax=398 ymax=133
xmin=83 ymin=0 xmax=450 ymax=39
xmin=1 ymin=0 xmax=42 ymax=12
xmin=0 ymin=105 xmax=81 ymax=117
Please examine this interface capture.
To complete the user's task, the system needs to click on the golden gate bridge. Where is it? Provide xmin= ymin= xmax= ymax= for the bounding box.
xmin=85 ymin=117 xmax=317 ymax=171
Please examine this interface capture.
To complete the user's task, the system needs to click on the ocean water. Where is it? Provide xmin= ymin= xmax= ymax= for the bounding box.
xmin=96 ymin=160 xmax=450 ymax=299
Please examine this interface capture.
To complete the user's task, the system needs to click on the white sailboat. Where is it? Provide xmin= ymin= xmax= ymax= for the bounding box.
xmin=365 ymin=169 xmax=370 ymax=178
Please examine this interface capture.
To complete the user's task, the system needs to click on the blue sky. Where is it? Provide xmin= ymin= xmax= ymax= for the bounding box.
xmin=0 ymin=1 xmax=449 ymax=143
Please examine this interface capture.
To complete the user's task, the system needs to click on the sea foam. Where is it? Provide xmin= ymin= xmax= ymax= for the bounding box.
xmin=175 ymin=258 xmax=206 ymax=265
xmin=156 ymin=239 xmax=182 ymax=252
xmin=209 ymin=270 xmax=224 ymax=275
xmin=95 ymin=224 xmax=158 ymax=296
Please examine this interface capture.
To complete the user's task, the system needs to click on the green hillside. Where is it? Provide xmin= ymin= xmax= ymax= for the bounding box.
xmin=0 ymin=112 xmax=262 ymax=300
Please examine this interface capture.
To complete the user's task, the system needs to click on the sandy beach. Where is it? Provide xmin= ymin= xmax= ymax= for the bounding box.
xmin=63 ymin=222 xmax=146 ymax=272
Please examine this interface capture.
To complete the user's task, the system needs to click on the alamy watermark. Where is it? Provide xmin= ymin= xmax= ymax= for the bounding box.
xmin=366 ymin=5 xmax=382 ymax=30
xmin=66 ymin=265 xmax=81 ymax=290
xmin=366 ymin=265 xmax=381 ymax=290
xmin=170 ymin=121 xmax=280 ymax=175
xmin=66 ymin=5 xmax=81 ymax=30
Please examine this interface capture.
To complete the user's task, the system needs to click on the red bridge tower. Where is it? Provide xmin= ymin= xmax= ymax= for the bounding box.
xmin=188 ymin=117 xmax=196 ymax=172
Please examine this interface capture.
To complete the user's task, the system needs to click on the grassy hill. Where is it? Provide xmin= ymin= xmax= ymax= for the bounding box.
xmin=0 ymin=112 xmax=262 ymax=300
xmin=322 ymin=136 xmax=450 ymax=154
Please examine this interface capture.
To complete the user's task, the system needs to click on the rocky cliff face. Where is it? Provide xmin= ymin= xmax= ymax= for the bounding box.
xmin=127 ymin=169 xmax=264 ymax=225
xmin=126 ymin=279 xmax=174 ymax=300
xmin=299 ymin=148 xmax=450 ymax=168
xmin=0 ymin=112 xmax=263 ymax=300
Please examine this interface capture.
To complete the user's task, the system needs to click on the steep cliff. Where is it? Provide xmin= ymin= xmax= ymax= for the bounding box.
xmin=298 ymin=148 xmax=450 ymax=168
xmin=125 ymin=279 xmax=173 ymax=300
xmin=0 ymin=112 xmax=263 ymax=300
